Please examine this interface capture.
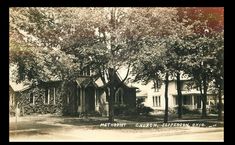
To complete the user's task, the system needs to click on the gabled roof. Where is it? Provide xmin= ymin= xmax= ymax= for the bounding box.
xmin=114 ymin=72 xmax=138 ymax=89
xmin=76 ymin=76 xmax=97 ymax=88
xmin=9 ymin=82 xmax=31 ymax=92
xmin=95 ymin=78 xmax=105 ymax=87
xmin=136 ymin=90 xmax=148 ymax=97
xmin=92 ymin=72 xmax=138 ymax=89
xmin=9 ymin=79 xmax=63 ymax=92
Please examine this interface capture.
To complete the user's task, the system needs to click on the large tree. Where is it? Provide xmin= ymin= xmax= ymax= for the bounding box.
xmin=10 ymin=8 xmax=81 ymax=83
xmin=130 ymin=8 xmax=189 ymax=122
xmin=10 ymin=8 xmax=131 ymax=122
xmin=10 ymin=8 xmax=179 ymax=122
xmin=177 ymin=7 xmax=224 ymax=118
xmin=212 ymin=31 xmax=224 ymax=121
xmin=10 ymin=7 xmax=223 ymax=122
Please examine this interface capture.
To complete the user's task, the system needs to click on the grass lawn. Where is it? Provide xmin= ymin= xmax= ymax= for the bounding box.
xmin=9 ymin=113 xmax=223 ymax=133
xmin=115 ymin=113 xmax=220 ymax=122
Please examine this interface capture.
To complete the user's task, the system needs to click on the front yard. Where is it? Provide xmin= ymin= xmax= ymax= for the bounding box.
xmin=9 ymin=114 xmax=224 ymax=141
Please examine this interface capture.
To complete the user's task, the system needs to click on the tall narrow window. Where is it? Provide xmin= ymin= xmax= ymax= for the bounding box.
xmin=155 ymin=96 xmax=158 ymax=107
xmin=115 ymin=91 xmax=118 ymax=103
xmin=29 ymin=93 xmax=34 ymax=105
xmin=155 ymin=96 xmax=161 ymax=107
xmin=153 ymin=96 xmax=155 ymax=106
xmin=86 ymin=66 xmax=90 ymax=76
xmin=67 ymin=96 xmax=70 ymax=104
xmin=53 ymin=87 xmax=56 ymax=105
xmin=158 ymin=96 xmax=161 ymax=107
xmin=115 ymin=88 xmax=123 ymax=104
xmin=95 ymin=90 xmax=98 ymax=105
xmin=175 ymin=96 xmax=178 ymax=105
xmin=153 ymin=96 xmax=161 ymax=107
xmin=77 ymin=88 xmax=81 ymax=106
xmin=67 ymin=91 xmax=70 ymax=104
xmin=120 ymin=91 xmax=123 ymax=104
xmin=44 ymin=89 xmax=50 ymax=104
xmin=48 ymin=89 xmax=50 ymax=104
xmin=44 ymin=90 xmax=48 ymax=104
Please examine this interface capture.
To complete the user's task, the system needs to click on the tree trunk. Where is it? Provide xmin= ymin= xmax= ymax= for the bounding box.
xmin=199 ymin=80 xmax=203 ymax=109
xmin=107 ymin=9 xmax=116 ymax=123
xmin=202 ymin=76 xmax=208 ymax=118
xmin=176 ymin=72 xmax=183 ymax=119
xmin=108 ymin=86 xmax=115 ymax=122
xmin=164 ymin=72 xmax=169 ymax=123
xmin=218 ymin=82 xmax=223 ymax=121
xmin=108 ymin=68 xmax=115 ymax=123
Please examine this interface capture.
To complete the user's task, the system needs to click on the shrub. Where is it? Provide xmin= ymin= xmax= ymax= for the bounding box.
xmin=190 ymin=109 xmax=201 ymax=114
xmin=168 ymin=108 xmax=177 ymax=114
xmin=87 ymin=111 xmax=102 ymax=117
xmin=136 ymin=98 xmax=154 ymax=115
xmin=137 ymin=106 xmax=154 ymax=115
xmin=114 ymin=98 xmax=154 ymax=116
xmin=174 ymin=106 xmax=200 ymax=115
xmin=9 ymin=106 xmax=16 ymax=116
xmin=209 ymin=105 xmax=217 ymax=114
xmin=114 ymin=105 xmax=137 ymax=116
xmin=210 ymin=103 xmax=224 ymax=114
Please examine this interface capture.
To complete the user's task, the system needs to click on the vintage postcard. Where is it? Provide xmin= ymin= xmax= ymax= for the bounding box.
xmin=9 ymin=7 xmax=224 ymax=142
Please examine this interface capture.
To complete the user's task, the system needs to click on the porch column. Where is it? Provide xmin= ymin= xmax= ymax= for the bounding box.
xmin=48 ymin=89 xmax=50 ymax=104
xmin=106 ymin=103 xmax=109 ymax=117
xmin=53 ymin=87 xmax=56 ymax=105
xmin=95 ymin=89 xmax=99 ymax=111
xmin=192 ymin=95 xmax=194 ymax=109
xmin=105 ymin=91 xmax=109 ymax=117
xmin=83 ymin=88 xmax=86 ymax=112
xmin=208 ymin=97 xmax=211 ymax=106
xmin=201 ymin=99 xmax=203 ymax=109
xmin=79 ymin=87 xmax=83 ymax=112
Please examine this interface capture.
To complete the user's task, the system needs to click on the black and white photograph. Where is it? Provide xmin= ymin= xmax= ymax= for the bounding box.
xmin=9 ymin=7 xmax=224 ymax=142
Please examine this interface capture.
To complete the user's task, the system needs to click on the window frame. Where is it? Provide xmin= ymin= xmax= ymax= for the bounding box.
xmin=115 ymin=88 xmax=124 ymax=104
xmin=44 ymin=88 xmax=52 ymax=105
xmin=153 ymin=96 xmax=161 ymax=107
xmin=29 ymin=92 xmax=35 ymax=105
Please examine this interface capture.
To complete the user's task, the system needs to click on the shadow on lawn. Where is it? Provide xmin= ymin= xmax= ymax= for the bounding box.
xmin=57 ymin=118 xmax=109 ymax=126
xmin=10 ymin=130 xmax=50 ymax=137
xmin=9 ymin=113 xmax=223 ymax=134
xmin=9 ymin=120 xmax=59 ymax=137
xmin=10 ymin=121 xmax=60 ymax=131
xmin=57 ymin=114 xmax=222 ymax=125
xmin=115 ymin=114 xmax=223 ymax=127
xmin=115 ymin=114 xmax=217 ymax=122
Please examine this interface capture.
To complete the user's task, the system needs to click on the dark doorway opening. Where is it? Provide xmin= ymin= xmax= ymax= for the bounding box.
xmin=85 ymin=87 xmax=95 ymax=112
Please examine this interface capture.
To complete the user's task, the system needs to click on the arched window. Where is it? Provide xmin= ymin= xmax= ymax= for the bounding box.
xmin=115 ymin=88 xmax=124 ymax=104
xmin=67 ymin=95 xmax=70 ymax=104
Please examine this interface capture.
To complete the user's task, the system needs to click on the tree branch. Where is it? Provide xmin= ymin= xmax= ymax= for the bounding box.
xmin=118 ymin=63 xmax=131 ymax=86
xmin=98 ymin=67 xmax=108 ymax=86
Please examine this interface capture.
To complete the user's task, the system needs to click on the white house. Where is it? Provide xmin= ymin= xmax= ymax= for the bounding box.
xmin=132 ymin=77 xmax=217 ymax=113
